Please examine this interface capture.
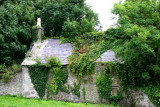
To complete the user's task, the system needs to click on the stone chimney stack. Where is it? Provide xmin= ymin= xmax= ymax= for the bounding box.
xmin=37 ymin=18 xmax=42 ymax=43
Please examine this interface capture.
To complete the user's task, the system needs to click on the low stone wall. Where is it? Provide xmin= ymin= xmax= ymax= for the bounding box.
xmin=0 ymin=72 xmax=22 ymax=96
xmin=0 ymin=65 xmax=155 ymax=107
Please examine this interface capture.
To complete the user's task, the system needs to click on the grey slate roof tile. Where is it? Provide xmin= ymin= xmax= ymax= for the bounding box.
xmin=41 ymin=39 xmax=73 ymax=65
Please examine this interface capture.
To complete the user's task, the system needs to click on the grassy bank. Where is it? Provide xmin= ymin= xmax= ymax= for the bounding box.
xmin=0 ymin=96 xmax=115 ymax=107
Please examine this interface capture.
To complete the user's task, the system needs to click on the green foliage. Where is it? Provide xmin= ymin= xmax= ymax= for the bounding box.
xmin=45 ymin=56 xmax=69 ymax=95
xmin=0 ymin=64 xmax=6 ymax=73
xmin=105 ymin=0 xmax=160 ymax=105
xmin=142 ymin=85 xmax=160 ymax=106
xmin=110 ymin=0 xmax=160 ymax=87
xmin=28 ymin=56 xmax=69 ymax=98
xmin=96 ymin=72 xmax=112 ymax=102
xmin=28 ymin=64 xmax=49 ymax=98
xmin=82 ymin=86 xmax=86 ymax=100
xmin=70 ymin=82 xmax=80 ymax=97
xmin=109 ymin=90 xmax=123 ymax=104
xmin=96 ymin=63 xmax=123 ymax=103
xmin=2 ymin=73 xmax=11 ymax=83
xmin=0 ymin=0 xmax=37 ymax=65
xmin=62 ymin=18 xmax=96 ymax=38
xmin=12 ymin=64 xmax=22 ymax=73
xmin=0 ymin=64 xmax=22 ymax=83
xmin=40 ymin=0 xmax=99 ymax=37
xmin=68 ymin=32 xmax=107 ymax=82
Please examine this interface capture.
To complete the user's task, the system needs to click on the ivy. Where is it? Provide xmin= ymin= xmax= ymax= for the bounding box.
xmin=82 ymin=86 xmax=86 ymax=100
xmin=96 ymin=62 xmax=122 ymax=103
xmin=28 ymin=56 xmax=69 ymax=98
xmin=70 ymin=82 xmax=80 ymax=98
xmin=68 ymin=32 xmax=107 ymax=82
xmin=96 ymin=72 xmax=112 ymax=102
xmin=28 ymin=64 xmax=49 ymax=98
xmin=45 ymin=57 xmax=69 ymax=95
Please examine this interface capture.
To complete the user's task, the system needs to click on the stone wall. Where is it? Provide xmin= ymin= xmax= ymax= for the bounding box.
xmin=47 ymin=64 xmax=103 ymax=103
xmin=118 ymin=89 xmax=155 ymax=107
xmin=22 ymin=66 xmax=39 ymax=98
xmin=0 ymin=65 xmax=155 ymax=107
xmin=0 ymin=72 xmax=22 ymax=96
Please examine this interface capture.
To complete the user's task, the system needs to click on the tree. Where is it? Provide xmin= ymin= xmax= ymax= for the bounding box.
xmin=40 ymin=0 xmax=99 ymax=37
xmin=0 ymin=0 xmax=36 ymax=65
xmin=111 ymin=0 xmax=160 ymax=87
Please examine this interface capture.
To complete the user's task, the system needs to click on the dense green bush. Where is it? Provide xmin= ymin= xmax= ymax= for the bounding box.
xmin=0 ymin=0 xmax=37 ymax=65
xmin=110 ymin=0 xmax=160 ymax=87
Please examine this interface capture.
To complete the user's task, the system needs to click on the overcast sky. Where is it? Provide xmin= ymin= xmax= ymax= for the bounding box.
xmin=85 ymin=0 xmax=119 ymax=31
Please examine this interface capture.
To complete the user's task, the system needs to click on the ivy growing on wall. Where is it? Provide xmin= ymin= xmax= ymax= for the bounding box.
xmin=67 ymin=32 xmax=107 ymax=83
xmin=96 ymin=71 xmax=112 ymax=102
xmin=28 ymin=56 xmax=69 ymax=98
xmin=96 ymin=62 xmax=122 ymax=103
xmin=70 ymin=82 xmax=80 ymax=98
xmin=28 ymin=63 xmax=49 ymax=98
xmin=45 ymin=57 xmax=69 ymax=96
xmin=82 ymin=86 xmax=86 ymax=100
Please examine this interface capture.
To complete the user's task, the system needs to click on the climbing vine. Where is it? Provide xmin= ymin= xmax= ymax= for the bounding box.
xmin=67 ymin=32 xmax=107 ymax=82
xmin=96 ymin=62 xmax=122 ymax=103
xmin=70 ymin=82 xmax=81 ymax=98
xmin=28 ymin=56 xmax=69 ymax=98
xmin=82 ymin=86 xmax=86 ymax=100
xmin=45 ymin=56 xmax=69 ymax=96
xmin=28 ymin=63 xmax=49 ymax=98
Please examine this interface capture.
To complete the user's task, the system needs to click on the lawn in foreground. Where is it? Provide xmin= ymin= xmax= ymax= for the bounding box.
xmin=0 ymin=96 xmax=115 ymax=107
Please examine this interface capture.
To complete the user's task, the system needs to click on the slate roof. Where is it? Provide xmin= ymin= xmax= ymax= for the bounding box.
xmin=41 ymin=39 xmax=73 ymax=65
xmin=96 ymin=50 xmax=119 ymax=62
xmin=22 ymin=39 xmax=73 ymax=65
xmin=22 ymin=39 xmax=118 ymax=66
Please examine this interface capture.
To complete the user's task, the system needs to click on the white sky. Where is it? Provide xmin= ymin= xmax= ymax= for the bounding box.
xmin=85 ymin=0 xmax=119 ymax=31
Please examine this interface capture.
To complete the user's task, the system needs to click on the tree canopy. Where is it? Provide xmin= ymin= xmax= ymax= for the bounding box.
xmin=106 ymin=0 xmax=160 ymax=105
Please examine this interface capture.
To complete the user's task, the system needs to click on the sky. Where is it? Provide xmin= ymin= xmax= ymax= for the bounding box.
xmin=85 ymin=0 xmax=119 ymax=31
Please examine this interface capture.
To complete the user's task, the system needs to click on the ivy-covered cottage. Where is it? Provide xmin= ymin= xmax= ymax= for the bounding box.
xmin=0 ymin=19 xmax=155 ymax=107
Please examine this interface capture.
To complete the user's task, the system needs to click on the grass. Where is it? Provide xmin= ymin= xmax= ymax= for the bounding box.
xmin=0 ymin=95 xmax=115 ymax=107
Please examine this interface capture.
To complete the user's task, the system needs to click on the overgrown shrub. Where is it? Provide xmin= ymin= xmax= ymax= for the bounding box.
xmin=2 ymin=73 xmax=11 ymax=83
xmin=0 ymin=64 xmax=22 ymax=83
xmin=96 ymin=72 xmax=112 ymax=102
